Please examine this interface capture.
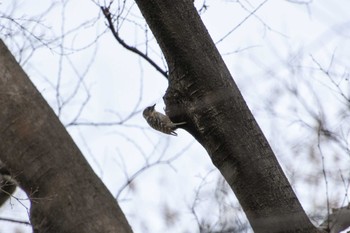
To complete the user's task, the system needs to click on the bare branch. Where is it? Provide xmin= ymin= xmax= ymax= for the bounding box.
xmin=0 ymin=217 xmax=31 ymax=226
xmin=101 ymin=6 xmax=168 ymax=79
xmin=320 ymin=204 xmax=350 ymax=233
xmin=116 ymin=141 xmax=194 ymax=200
xmin=215 ymin=0 xmax=270 ymax=44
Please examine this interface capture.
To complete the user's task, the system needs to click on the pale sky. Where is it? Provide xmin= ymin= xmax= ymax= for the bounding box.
xmin=1 ymin=0 xmax=350 ymax=232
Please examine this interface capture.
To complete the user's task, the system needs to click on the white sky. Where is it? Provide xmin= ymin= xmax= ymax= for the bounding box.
xmin=1 ymin=0 xmax=350 ymax=232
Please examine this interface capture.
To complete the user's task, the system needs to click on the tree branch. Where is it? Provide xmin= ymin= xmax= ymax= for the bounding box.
xmin=0 ymin=39 xmax=133 ymax=233
xmin=0 ymin=217 xmax=31 ymax=226
xmin=101 ymin=6 xmax=168 ymax=79
xmin=320 ymin=204 xmax=350 ymax=233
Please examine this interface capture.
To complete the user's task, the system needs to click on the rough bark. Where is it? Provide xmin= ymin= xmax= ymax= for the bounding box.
xmin=0 ymin=40 xmax=132 ymax=233
xmin=134 ymin=1 xmax=324 ymax=233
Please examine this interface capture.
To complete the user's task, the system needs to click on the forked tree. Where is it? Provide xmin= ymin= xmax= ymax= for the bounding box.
xmin=0 ymin=0 xmax=349 ymax=232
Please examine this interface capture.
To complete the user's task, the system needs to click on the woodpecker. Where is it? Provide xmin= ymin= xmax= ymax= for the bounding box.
xmin=143 ymin=104 xmax=186 ymax=136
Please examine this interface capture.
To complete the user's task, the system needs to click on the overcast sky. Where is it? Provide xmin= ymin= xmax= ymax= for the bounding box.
xmin=1 ymin=0 xmax=350 ymax=232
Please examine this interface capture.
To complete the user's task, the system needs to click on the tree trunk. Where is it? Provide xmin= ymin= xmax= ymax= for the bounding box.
xmin=134 ymin=1 xmax=323 ymax=233
xmin=0 ymin=40 xmax=132 ymax=233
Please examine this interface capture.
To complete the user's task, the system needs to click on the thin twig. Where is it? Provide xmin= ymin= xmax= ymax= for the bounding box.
xmin=215 ymin=0 xmax=269 ymax=44
xmin=317 ymin=130 xmax=330 ymax=232
xmin=0 ymin=217 xmax=31 ymax=226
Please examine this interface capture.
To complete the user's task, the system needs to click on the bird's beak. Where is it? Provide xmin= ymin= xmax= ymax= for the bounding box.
xmin=151 ymin=104 xmax=156 ymax=109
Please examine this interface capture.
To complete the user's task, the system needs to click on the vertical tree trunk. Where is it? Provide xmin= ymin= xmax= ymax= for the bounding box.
xmin=134 ymin=1 xmax=323 ymax=232
xmin=0 ymin=40 xmax=132 ymax=233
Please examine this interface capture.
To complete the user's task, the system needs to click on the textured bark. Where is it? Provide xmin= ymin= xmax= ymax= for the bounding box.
xmin=0 ymin=40 xmax=132 ymax=233
xmin=134 ymin=1 xmax=323 ymax=233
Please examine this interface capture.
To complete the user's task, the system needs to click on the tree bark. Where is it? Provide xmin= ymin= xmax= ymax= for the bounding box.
xmin=134 ymin=1 xmax=323 ymax=233
xmin=0 ymin=40 xmax=132 ymax=233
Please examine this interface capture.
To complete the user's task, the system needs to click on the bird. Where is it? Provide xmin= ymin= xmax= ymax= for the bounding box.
xmin=143 ymin=104 xmax=186 ymax=136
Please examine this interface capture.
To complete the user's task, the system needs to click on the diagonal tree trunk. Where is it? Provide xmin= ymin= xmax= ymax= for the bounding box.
xmin=134 ymin=1 xmax=324 ymax=232
xmin=0 ymin=40 xmax=132 ymax=233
